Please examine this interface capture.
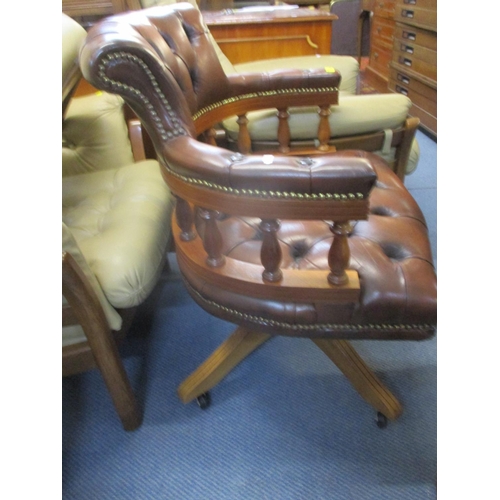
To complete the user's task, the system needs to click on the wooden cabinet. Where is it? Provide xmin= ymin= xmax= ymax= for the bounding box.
xmin=203 ymin=8 xmax=337 ymax=64
xmin=364 ymin=0 xmax=396 ymax=89
xmin=388 ymin=0 xmax=437 ymax=136
xmin=62 ymin=0 xmax=139 ymax=26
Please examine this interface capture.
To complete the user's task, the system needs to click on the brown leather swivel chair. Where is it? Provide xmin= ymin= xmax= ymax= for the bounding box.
xmin=80 ymin=3 xmax=436 ymax=426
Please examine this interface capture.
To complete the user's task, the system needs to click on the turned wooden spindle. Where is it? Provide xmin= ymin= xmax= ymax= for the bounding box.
xmin=260 ymin=219 xmax=283 ymax=283
xmin=237 ymin=114 xmax=252 ymax=154
xmin=199 ymin=208 xmax=225 ymax=268
xmin=317 ymin=104 xmax=332 ymax=152
xmin=328 ymin=222 xmax=351 ymax=286
xmin=205 ymin=127 xmax=218 ymax=146
xmin=277 ymin=107 xmax=291 ymax=153
xmin=175 ymin=196 xmax=196 ymax=241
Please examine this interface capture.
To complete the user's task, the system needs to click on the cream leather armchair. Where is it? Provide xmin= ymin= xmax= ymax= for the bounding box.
xmin=133 ymin=0 xmax=419 ymax=179
xmin=62 ymin=13 xmax=175 ymax=430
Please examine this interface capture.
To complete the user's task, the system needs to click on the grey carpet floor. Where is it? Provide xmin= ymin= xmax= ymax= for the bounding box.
xmin=62 ymin=130 xmax=437 ymax=499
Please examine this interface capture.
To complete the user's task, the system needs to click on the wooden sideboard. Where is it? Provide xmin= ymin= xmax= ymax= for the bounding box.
xmin=202 ymin=7 xmax=338 ymax=64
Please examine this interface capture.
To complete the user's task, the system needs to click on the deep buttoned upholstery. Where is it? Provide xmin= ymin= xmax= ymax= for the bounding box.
xmin=79 ymin=3 xmax=436 ymax=423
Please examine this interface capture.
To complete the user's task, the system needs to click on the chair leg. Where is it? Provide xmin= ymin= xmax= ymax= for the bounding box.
xmin=177 ymin=327 xmax=271 ymax=404
xmin=63 ymin=252 xmax=142 ymax=431
xmin=94 ymin=340 xmax=143 ymax=431
xmin=312 ymin=339 xmax=403 ymax=420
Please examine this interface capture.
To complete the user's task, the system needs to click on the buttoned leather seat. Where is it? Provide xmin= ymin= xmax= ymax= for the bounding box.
xmin=80 ymin=3 xmax=436 ymax=425
xmin=186 ymin=151 xmax=434 ymax=333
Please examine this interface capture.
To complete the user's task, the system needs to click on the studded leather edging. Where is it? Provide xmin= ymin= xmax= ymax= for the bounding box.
xmin=192 ymin=87 xmax=339 ymax=121
xmin=182 ymin=277 xmax=435 ymax=334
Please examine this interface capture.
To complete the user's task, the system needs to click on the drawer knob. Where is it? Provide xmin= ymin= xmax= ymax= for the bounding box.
xmin=397 ymin=73 xmax=410 ymax=85
xmin=395 ymin=85 xmax=409 ymax=96
xmin=403 ymin=30 xmax=416 ymax=41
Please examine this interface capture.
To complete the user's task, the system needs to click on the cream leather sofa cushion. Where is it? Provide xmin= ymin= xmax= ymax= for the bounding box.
xmin=62 ymin=160 xmax=174 ymax=309
xmin=63 ymin=93 xmax=135 ymax=177
xmin=234 ymin=55 xmax=360 ymax=96
xmin=223 ymin=93 xmax=419 ymax=174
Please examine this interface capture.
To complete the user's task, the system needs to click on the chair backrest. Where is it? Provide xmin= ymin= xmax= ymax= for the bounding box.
xmin=82 ymin=3 xmax=338 ymax=153
xmin=136 ymin=0 xmax=239 ymax=74
xmin=91 ymin=4 xmax=231 ymax=109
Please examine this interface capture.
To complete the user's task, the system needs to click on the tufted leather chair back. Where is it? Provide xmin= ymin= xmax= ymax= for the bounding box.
xmin=83 ymin=4 xmax=231 ymax=146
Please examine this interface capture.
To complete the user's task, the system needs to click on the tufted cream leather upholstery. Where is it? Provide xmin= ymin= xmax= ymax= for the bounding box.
xmin=233 ymin=55 xmax=361 ymax=96
xmin=223 ymin=92 xmax=420 ymax=174
xmin=63 ymin=92 xmax=135 ymax=176
xmin=62 ymin=159 xmax=174 ymax=309
xmin=62 ymin=222 xmax=122 ymax=335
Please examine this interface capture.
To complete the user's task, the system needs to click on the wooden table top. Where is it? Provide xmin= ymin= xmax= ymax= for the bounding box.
xmin=202 ymin=7 xmax=338 ymax=26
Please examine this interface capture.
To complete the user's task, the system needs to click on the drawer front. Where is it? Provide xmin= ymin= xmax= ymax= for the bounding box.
xmin=393 ymin=37 xmax=436 ymax=64
xmin=389 ymin=78 xmax=437 ymax=117
xmin=370 ymin=40 xmax=394 ymax=79
xmin=396 ymin=0 xmax=436 ymax=12
xmin=371 ymin=16 xmax=395 ymax=44
xmin=63 ymin=0 xmax=114 ymax=16
xmin=392 ymin=45 xmax=436 ymax=81
xmin=389 ymin=68 xmax=436 ymax=101
xmin=373 ymin=0 xmax=396 ymax=19
xmin=394 ymin=22 xmax=436 ymax=51
xmin=394 ymin=5 xmax=437 ymax=31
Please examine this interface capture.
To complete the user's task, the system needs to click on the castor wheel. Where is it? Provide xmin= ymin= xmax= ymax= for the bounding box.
xmin=196 ymin=392 xmax=211 ymax=410
xmin=375 ymin=412 xmax=388 ymax=429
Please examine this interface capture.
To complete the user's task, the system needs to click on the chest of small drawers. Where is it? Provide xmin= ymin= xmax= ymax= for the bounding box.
xmin=388 ymin=0 xmax=437 ymax=136
xmin=365 ymin=0 xmax=396 ymax=87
